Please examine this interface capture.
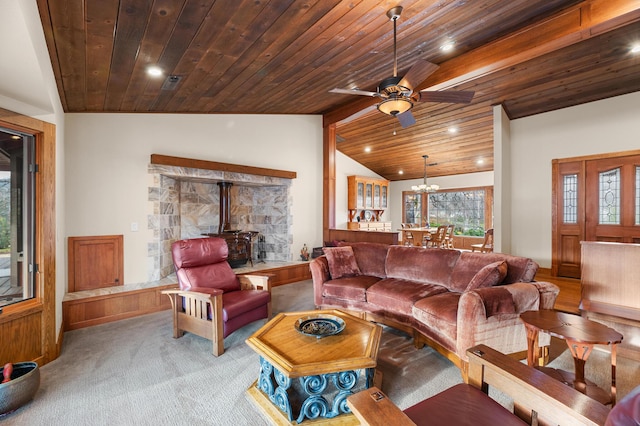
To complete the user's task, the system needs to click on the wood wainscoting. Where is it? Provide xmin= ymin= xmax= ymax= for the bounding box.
xmin=62 ymin=262 xmax=312 ymax=331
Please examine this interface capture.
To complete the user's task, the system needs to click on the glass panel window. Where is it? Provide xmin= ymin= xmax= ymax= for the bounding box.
xmin=0 ymin=130 xmax=36 ymax=308
xmin=636 ymin=166 xmax=640 ymax=225
xmin=599 ymin=168 xmax=620 ymax=225
xmin=428 ymin=190 xmax=485 ymax=236
xmin=403 ymin=193 xmax=421 ymax=225
xmin=563 ymin=174 xmax=578 ymax=224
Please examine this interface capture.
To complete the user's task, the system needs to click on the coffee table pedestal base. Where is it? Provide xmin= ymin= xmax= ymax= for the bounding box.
xmin=246 ymin=380 xmax=360 ymax=426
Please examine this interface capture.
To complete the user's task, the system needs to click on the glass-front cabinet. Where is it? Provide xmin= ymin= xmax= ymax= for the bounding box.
xmin=347 ymin=175 xmax=390 ymax=229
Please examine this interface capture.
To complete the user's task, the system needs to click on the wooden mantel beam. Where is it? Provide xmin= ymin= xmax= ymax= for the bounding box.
xmin=323 ymin=0 xmax=640 ymax=127
xmin=150 ymin=154 xmax=297 ymax=180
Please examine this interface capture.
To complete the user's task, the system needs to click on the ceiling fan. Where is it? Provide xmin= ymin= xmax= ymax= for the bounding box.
xmin=330 ymin=6 xmax=475 ymax=128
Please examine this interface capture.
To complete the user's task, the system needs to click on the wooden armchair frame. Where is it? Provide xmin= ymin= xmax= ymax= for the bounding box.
xmin=347 ymin=344 xmax=610 ymax=426
xmin=162 ymin=274 xmax=271 ymax=356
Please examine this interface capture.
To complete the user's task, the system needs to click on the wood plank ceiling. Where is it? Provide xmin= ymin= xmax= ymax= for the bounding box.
xmin=36 ymin=0 xmax=640 ymax=181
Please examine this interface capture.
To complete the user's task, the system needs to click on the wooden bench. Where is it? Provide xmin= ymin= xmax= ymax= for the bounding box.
xmin=347 ymin=344 xmax=611 ymax=426
xmin=62 ymin=262 xmax=311 ymax=331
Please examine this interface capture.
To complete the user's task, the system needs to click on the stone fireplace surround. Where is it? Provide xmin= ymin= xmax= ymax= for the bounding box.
xmin=147 ymin=163 xmax=293 ymax=281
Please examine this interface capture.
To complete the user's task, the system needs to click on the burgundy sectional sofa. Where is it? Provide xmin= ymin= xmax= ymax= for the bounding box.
xmin=309 ymin=242 xmax=559 ymax=372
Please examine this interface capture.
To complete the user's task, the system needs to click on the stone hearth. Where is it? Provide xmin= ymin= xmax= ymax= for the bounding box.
xmin=147 ymin=164 xmax=293 ymax=281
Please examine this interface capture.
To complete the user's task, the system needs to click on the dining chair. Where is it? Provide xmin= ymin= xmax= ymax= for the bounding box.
xmin=471 ymin=228 xmax=494 ymax=253
xmin=429 ymin=225 xmax=447 ymax=248
xmin=421 ymin=231 xmax=431 ymax=248
xmin=444 ymin=225 xmax=455 ymax=249
xmin=404 ymin=230 xmax=414 ymax=246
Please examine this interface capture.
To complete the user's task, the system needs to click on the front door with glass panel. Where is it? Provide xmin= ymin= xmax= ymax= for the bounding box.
xmin=553 ymin=152 xmax=640 ymax=278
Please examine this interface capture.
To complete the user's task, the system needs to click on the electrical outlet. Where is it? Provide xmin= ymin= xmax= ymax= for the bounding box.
xmin=131 ymin=222 xmax=139 ymax=232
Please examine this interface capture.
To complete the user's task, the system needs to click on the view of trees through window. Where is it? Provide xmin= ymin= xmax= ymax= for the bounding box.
xmin=0 ymin=179 xmax=9 ymax=250
xmin=429 ymin=190 xmax=485 ymax=236
xmin=403 ymin=189 xmax=488 ymax=236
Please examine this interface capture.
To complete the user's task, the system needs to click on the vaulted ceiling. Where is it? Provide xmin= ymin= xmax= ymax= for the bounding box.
xmin=36 ymin=0 xmax=640 ymax=180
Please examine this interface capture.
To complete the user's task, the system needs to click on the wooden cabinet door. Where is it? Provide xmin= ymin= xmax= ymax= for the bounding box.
xmin=381 ymin=185 xmax=388 ymax=208
xmin=68 ymin=235 xmax=124 ymax=292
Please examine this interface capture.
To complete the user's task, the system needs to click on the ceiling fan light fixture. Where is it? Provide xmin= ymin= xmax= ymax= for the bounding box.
xmin=378 ymin=96 xmax=413 ymax=116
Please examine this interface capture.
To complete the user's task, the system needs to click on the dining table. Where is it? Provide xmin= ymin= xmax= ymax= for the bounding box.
xmin=398 ymin=227 xmax=435 ymax=246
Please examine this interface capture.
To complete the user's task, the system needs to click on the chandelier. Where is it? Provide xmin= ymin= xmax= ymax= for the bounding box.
xmin=411 ymin=155 xmax=439 ymax=193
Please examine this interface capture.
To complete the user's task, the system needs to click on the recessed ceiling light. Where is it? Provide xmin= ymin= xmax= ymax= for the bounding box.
xmin=477 ymin=159 xmax=484 ymax=165
xmin=364 ymin=146 xmax=371 ymax=153
xmin=440 ymin=41 xmax=455 ymax=52
xmin=448 ymin=126 xmax=458 ymax=134
xmin=398 ymin=170 xmax=404 ymax=175
xmin=146 ymin=66 xmax=163 ymax=77
xmin=631 ymin=43 xmax=640 ymax=53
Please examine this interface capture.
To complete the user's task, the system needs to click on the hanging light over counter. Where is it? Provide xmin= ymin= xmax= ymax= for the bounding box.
xmin=411 ymin=155 xmax=439 ymax=193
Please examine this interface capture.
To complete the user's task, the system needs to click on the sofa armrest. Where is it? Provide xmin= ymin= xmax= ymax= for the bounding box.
xmin=464 ymin=280 xmax=560 ymax=319
xmin=310 ymin=255 xmax=330 ymax=307
xmin=530 ymin=281 xmax=560 ymax=309
xmin=456 ymin=282 xmax=551 ymax=360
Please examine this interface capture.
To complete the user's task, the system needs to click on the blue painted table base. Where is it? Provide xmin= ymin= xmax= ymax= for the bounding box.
xmin=256 ymin=356 xmax=374 ymax=423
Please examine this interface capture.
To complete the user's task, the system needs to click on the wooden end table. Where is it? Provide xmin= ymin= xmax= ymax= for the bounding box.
xmin=520 ymin=309 xmax=623 ymax=406
xmin=245 ymin=309 xmax=382 ymax=425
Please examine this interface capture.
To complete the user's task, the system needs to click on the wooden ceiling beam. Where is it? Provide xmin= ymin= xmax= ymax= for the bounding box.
xmin=323 ymin=0 xmax=640 ymax=127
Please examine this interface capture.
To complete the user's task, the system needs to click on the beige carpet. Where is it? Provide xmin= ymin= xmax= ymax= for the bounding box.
xmin=2 ymin=280 xmax=638 ymax=425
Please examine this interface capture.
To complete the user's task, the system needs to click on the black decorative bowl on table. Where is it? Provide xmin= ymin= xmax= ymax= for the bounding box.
xmin=294 ymin=314 xmax=346 ymax=338
xmin=0 ymin=362 xmax=40 ymax=416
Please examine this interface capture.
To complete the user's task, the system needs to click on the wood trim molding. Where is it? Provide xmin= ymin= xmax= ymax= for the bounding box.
xmin=323 ymin=125 xmax=336 ymax=243
xmin=552 ymin=148 xmax=640 ymax=164
xmin=150 ymin=154 xmax=297 ymax=179
xmin=0 ymin=108 xmax=57 ymax=366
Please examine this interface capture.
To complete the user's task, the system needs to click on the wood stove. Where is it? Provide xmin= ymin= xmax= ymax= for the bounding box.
xmin=203 ymin=182 xmax=257 ymax=268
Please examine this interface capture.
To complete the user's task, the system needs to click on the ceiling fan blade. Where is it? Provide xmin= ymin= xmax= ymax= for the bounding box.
xmin=396 ymin=110 xmax=416 ymax=128
xmin=330 ymin=88 xmax=379 ymax=97
xmin=418 ymin=90 xmax=475 ymax=104
xmin=398 ymin=60 xmax=439 ymax=91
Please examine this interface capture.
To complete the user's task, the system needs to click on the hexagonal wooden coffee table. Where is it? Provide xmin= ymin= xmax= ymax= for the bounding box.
xmin=246 ymin=309 xmax=382 ymax=425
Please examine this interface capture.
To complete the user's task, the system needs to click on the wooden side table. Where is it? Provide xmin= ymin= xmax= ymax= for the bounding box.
xmin=520 ymin=309 xmax=623 ymax=406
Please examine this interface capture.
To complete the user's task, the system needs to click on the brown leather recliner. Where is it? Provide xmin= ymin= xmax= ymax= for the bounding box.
xmin=162 ymin=237 xmax=271 ymax=356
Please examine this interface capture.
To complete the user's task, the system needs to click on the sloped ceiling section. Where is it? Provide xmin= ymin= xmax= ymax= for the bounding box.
xmin=35 ymin=0 xmax=640 ymax=180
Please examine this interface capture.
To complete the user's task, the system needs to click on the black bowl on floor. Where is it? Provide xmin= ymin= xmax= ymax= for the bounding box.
xmin=0 ymin=362 xmax=40 ymax=416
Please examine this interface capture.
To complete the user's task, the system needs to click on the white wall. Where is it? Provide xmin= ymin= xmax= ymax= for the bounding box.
xmin=65 ymin=113 xmax=324 ymax=284
xmin=509 ymin=91 xmax=640 ymax=268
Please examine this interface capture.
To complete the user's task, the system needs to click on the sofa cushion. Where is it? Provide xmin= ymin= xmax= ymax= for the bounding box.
xmin=412 ymin=292 xmax=461 ymax=344
xmin=385 ymin=246 xmax=461 ymax=288
xmin=339 ymin=242 xmax=389 ymax=278
xmin=366 ymin=278 xmax=450 ymax=315
xmin=322 ymin=275 xmax=381 ymax=302
xmin=324 ymin=246 xmax=362 ymax=279
xmin=465 ymin=260 xmax=508 ymax=291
